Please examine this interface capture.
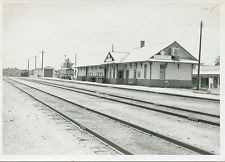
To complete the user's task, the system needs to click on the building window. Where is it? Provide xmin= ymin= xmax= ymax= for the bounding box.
xmin=144 ymin=64 xmax=147 ymax=79
xmin=140 ymin=62 xmax=143 ymax=68
xmin=172 ymin=47 xmax=179 ymax=56
xmin=137 ymin=71 xmax=141 ymax=78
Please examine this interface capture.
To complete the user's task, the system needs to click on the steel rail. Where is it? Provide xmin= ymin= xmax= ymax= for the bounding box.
xmin=4 ymin=78 xmax=131 ymax=155
xmin=22 ymin=78 xmax=220 ymax=126
xmin=33 ymin=79 xmax=219 ymax=117
xmin=7 ymin=78 xmax=215 ymax=155
xmin=42 ymin=78 xmax=220 ymax=102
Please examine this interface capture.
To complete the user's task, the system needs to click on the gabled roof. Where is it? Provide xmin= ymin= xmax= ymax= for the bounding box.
xmin=174 ymin=41 xmax=198 ymax=61
xmin=104 ymin=52 xmax=115 ymax=63
xmin=76 ymin=41 xmax=198 ymax=67
xmin=122 ymin=42 xmax=173 ymax=63
xmin=44 ymin=66 xmax=54 ymax=69
xmin=122 ymin=41 xmax=198 ymax=63
xmin=104 ymin=51 xmax=129 ymax=63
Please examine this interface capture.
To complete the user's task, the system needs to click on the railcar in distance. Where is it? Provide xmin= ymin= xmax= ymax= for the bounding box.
xmin=58 ymin=56 xmax=74 ymax=80
xmin=59 ymin=68 xmax=74 ymax=80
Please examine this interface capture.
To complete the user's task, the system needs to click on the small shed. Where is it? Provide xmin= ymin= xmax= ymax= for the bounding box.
xmin=33 ymin=68 xmax=42 ymax=77
xmin=43 ymin=66 xmax=54 ymax=77
xmin=192 ymin=65 xmax=220 ymax=89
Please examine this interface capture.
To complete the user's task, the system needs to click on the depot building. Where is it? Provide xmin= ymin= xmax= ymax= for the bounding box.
xmin=76 ymin=41 xmax=198 ymax=88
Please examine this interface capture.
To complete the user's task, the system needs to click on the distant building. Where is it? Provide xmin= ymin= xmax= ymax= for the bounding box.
xmin=32 ymin=68 xmax=42 ymax=77
xmin=192 ymin=65 xmax=220 ymax=89
xmin=31 ymin=66 xmax=55 ymax=78
xmin=21 ymin=70 xmax=29 ymax=77
xmin=3 ymin=68 xmax=22 ymax=77
xmin=44 ymin=66 xmax=55 ymax=77
xmin=76 ymin=41 xmax=198 ymax=88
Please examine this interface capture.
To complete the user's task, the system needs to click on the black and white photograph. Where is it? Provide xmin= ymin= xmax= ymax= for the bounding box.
xmin=1 ymin=0 xmax=224 ymax=161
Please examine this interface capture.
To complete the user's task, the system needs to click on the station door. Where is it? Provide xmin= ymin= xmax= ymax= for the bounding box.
xmin=160 ymin=64 xmax=166 ymax=80
xmin=118 ymin=70 xmax=124 ymax=84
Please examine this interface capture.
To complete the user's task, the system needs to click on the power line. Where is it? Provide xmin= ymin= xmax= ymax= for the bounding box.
xmin=201 ymin=4 xmax=220 ymax=13
xmin=178 ymin=4 xmax=220 ymax=47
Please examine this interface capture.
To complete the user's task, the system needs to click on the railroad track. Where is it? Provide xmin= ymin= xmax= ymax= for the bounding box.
xmin=4 ymin=77 xmax=216 ymax=155
xmin=42 ymin=77 xmax=220 ymax=102
xmin=20 ymin=78 xmax=219 ymax=126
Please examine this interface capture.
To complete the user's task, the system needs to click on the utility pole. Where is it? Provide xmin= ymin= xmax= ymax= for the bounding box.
xmin=40 ymin=50 xmax=45 ymax=70
xmin=74 ymin=54 xmax=77 ymax=66
xmin=112 ymin=44 xmax=114 ymax=52
xmin=74 ymin=54 xmax=77 ymax=78
xmin=27 ymin=59 xmax=30 ymax=77
xmin=34 ymin=55 xmax=37 ymax=69
xmin=197 ymin=21 xmax=203 ymax=90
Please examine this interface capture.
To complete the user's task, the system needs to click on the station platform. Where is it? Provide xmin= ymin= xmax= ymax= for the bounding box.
xmin=40 ymin=77 xmax=220 ymax=101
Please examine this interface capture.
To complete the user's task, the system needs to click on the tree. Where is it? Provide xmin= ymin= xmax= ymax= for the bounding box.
xmin=215 ymin=56 xmax=220 ymax=66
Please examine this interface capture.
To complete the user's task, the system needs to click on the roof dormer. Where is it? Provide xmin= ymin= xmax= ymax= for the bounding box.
xmin=104 ymin=52 xmax=115 ymax=63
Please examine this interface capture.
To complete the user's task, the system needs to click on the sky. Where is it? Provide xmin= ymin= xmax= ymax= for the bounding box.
xmin=2 ymin=0 xmax=221 ymax=70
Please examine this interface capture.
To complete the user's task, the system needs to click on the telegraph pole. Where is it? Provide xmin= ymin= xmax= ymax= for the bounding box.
xmin=74 ymin=54 xmax=77 ymax=66
xmin=74 ymin=54 xmax=77 ymax=78
xmin=27 ymin=59 xmax=30 ymax=77
xmin=34 ymin=55 xmax=37 ymax=69
xmin=197 ymin=21 xmax=203 ymax=90
xmin=112 ymin=44 xmax=114 ymax=52
xmin=41 ymin=50 xmax=45 ymax=70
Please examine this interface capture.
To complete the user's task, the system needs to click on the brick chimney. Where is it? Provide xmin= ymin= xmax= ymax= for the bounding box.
xmin=140 ymin=40 xmax=145 ymax=48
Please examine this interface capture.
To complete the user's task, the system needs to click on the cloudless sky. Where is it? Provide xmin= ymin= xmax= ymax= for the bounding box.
xmin=3 ymin=0 xmax=221 ymax=70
